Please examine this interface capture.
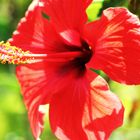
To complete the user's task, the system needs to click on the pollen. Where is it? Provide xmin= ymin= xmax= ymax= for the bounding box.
xmin=0 ymin=41 xmax=34 ymax=64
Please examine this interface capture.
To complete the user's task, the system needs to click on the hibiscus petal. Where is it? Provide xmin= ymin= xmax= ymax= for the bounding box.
xmin=9 ymin=0 xmax=64 ymax=53
xmin=84 ymin=7 xmax=140 ymax=84
xmin=16 ymin=62 xmax=65 ymax=139
xmin=83 ymin=75 xmax=124 ymax=140
xmin=16 ymin=63 xmax=49 ymax=139
xmin=16 ymin=61 xmax=80 ymax=139
xmin=49 ymin=70 xmax=124 ymax=140
xmin=40 ymin=0 xmax=92 ymax=32
xmin=84 ymin=0 xmax=93 ymax=8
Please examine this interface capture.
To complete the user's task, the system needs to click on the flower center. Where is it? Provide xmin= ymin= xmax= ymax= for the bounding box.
xmin=0 ymin=41 xmax=92 ymax=66
xmin=73 ymin=41 xmax=93 ymax=65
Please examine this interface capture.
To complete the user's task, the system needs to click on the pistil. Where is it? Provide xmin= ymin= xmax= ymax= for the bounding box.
xmin=0 ymin=41 xmax=82 ymax=64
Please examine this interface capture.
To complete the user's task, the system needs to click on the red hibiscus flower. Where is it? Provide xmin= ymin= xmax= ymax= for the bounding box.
xmin=1 ymin=0 xmax=140 ymax=140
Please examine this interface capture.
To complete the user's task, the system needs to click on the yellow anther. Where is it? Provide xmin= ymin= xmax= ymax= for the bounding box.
xmin=0 ymin=41 xmax=34 ymax=64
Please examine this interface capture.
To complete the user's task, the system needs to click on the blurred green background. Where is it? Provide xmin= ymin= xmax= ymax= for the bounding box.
xmin=0 ymin=0 xmax=140 ymax=140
